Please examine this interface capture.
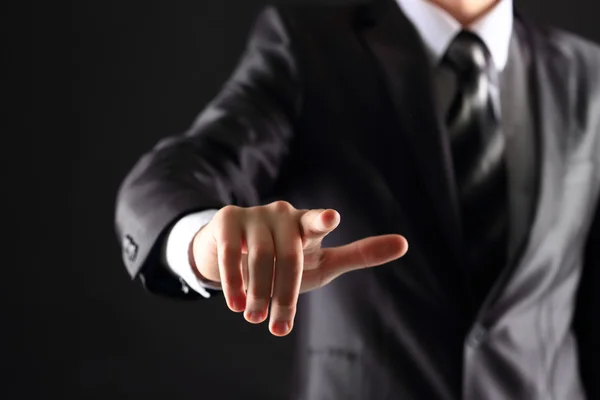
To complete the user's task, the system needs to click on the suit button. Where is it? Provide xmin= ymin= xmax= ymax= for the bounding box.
xmin=179 ymin=278 xmax=190 ymax=294
xmin=467 ymin=324 xmax=487 ymax=348
xmin=123 ymin=235 xmax=139 ymax=262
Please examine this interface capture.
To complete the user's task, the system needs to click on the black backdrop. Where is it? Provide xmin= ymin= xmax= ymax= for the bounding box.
xmin=10 ymin=0 xmax=600 ymax=399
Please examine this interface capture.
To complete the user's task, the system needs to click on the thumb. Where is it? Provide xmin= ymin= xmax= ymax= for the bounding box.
xmin=298 ymin=209 xmax=340 ymax=244
xmin=302 ymin=234 xmax=408 ymax=290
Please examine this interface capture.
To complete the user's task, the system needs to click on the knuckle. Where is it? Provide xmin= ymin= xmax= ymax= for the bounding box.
xmin=246 ymin=290 xmax=270 ymax=302
xmin=217 ymin=205 xmax=240 ymax=221
xmin=269 ymin=200 xmax=294 ymax=213
xmin=270 ymin=301 xmax=297 ymax=314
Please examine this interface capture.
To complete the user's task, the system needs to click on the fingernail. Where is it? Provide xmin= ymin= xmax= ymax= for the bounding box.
xmin=272 ymin=321 xmax=291 ymax=335
xmin=246 ymin=311 xmax=264 ymax=323
xmin=322 ymin=210 xmax=339 ymax=227
xmin=230 ymin=295 xmax=246 ymax=312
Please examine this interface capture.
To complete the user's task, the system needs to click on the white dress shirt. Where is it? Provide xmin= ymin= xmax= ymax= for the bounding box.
xmin=165 ymin=0 xmax=515 ymax=298
xmin=164 ymin=209 xmax=219 ymax=298
xmin=396 ymin=0 xmax=513 ymax=70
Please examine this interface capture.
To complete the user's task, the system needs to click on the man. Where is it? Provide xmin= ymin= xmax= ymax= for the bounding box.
xmin=115 ymin=0 xmax=600 ymax=398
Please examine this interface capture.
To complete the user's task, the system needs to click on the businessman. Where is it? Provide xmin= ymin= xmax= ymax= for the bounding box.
xmin=115 ymin=0 xmax=600 ymax=398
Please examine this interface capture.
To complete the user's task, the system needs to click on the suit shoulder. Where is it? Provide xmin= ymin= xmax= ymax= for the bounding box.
xmin=535 ymin=27 xmax=600 ymax=107
xmin=548 ymin=28 xmax=600 ymax=54
xmin=547 ymin=28 xmax=600 ymax=77
xmin=547 ymin=29 xmax=600 ymax=156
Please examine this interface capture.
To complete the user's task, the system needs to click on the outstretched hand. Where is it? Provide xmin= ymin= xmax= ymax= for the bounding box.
xmin=191 ymin=201 xmax=408 ymax=336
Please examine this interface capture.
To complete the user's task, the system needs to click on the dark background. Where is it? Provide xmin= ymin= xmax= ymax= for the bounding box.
xmin=10 ymin=0 xmax=600 ymax=399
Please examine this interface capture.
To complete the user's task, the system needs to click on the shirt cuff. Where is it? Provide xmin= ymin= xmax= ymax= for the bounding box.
xmin=164 ymin=209 xmax=222 ymax=298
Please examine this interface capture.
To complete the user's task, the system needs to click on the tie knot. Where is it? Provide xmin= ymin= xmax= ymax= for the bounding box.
xmin=444 ymin=30 xmax=493 ymax=76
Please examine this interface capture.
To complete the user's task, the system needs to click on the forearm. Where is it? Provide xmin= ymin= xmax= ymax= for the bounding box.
xmin=114 ymin=6 xmax=301 ymax=296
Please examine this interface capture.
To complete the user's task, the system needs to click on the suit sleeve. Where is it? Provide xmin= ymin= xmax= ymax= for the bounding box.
xmin=572 ymin=43 xmax=600 ymax=398
xmin=114 ymin=6 xmax=302 ymax=299
xmin=574 ymin=192 xmax=600 ymax=398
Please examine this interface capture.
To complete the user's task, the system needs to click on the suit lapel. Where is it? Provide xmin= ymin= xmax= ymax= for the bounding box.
xmin=521 ymin=22 xmax=569 ymax=254
xmin=484 ymin=18 xmax=570 ymax=316
xmin=355 ymin=0 xmax=461 ymax=253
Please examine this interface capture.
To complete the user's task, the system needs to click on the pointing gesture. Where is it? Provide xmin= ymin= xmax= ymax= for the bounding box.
xmin=191 ymin=201 xmax=408 ymax=336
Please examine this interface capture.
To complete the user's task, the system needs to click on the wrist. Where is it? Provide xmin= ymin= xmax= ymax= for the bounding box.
xmin=188 ymin=225 xmax=222 ymax=288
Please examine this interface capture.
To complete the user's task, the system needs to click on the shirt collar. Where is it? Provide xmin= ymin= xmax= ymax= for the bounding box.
xmin=395 ymin=0 xmax=513 ymax=71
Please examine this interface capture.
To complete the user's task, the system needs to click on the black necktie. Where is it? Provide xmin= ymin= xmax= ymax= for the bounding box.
xmin=444 ymin=31 xmax=509 ymax=308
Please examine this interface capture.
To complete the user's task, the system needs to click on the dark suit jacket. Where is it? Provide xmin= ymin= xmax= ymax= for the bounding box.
xmin=115 ymin=0 xmax=600 ymax=398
